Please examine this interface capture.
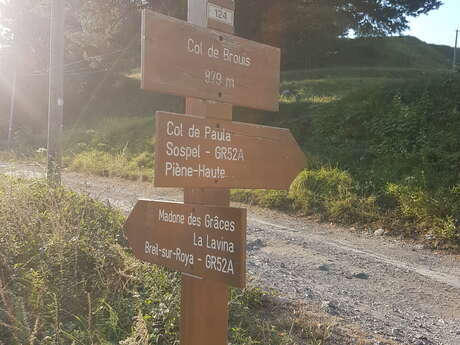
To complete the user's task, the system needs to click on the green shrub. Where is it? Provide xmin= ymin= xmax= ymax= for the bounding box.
xmin=433 ymin=217 xmax=460 ymax=243
xmin=385 ymin=179 xmax=432 ymax=221
xmin=289 ymin=168 xmax=353 ymax=214
xmin=65 ymin=117 xmax=155 ymax=157
xmin=273 ymin=75 xmax=460 ymax=243
xmin=232 ymin=169 xmax=377 ymax=225
xmin=231 ymin=190 xmax=291 ymax=210
xmin=289 ymin=168 xmax=378 ymax=224
xmin=0 ymin=176 xmax=180 ymax=344
xmin=386 ymin=180 xmax=460 ymax=242
xmin=327 ymin=195 xmax=378 ymax=225
xmin=69 ymin=149 xmax=153 ymax=181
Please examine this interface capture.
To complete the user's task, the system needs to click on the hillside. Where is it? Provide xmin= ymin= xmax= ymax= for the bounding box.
xmin=321 ymin=36 xmax=455 ymax=69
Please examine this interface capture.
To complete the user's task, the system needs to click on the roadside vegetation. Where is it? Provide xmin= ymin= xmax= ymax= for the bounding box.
xmin=2 ymin=37 xmax=459 ymax=247
xmin=0 ymin=175 xmax=330 ymax=345
xmin=65 ymin=117 xmax=155 ymax=181
xmin=236 ymin=74 xmax=460 ymax=246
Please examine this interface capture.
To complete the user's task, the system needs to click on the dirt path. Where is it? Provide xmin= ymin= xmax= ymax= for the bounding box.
xmin=1 ymin=162 xmax=459 ymax=345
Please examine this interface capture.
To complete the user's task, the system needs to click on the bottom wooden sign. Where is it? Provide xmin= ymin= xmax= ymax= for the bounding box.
xmin=125 ymin=200 xmax=246 ymax=288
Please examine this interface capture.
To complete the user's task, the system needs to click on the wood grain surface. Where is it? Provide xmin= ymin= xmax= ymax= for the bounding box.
xmin=125 ymin=199 xmax=246 ymax=288
xmin=141 ymin=10 xmax=280 ymax=111
xmin=154 ymin=111 xmax=306 ymax=189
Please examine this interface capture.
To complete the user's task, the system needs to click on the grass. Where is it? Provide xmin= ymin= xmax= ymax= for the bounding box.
xmin=63 ymin=116 xmax=155 ymax=181
xmin=0 ymin=175 xmax=329 ymax=345
xmin=281 ymin=77 xmax=398 ymax=103
xmin=235 ymin=74 xmax=460 ymax=247
xmin=304 ymin=36 xmax=454 ymax=70
xmin=231 ymin=167 xmax=378 ymax=226
xmin=69 ymin=149 xmax=153 ymax=181
xmin=281 ymin=66 xmax=452 ymax=82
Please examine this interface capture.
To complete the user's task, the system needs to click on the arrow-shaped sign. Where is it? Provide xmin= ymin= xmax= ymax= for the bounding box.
xmin=154 ymin=111 xmax=306 ymax=190
xmin=124 ymin=199 xmax=246 ymax=288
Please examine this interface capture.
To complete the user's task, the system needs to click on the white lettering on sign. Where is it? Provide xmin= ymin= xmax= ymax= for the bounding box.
xmin=164 ymin=162 xmax=226 ymax=179
xmin=193 ymin=233 xmax=235 ymax=254
xmin=198 ymin=164 xmax=226 ymax=179
xmin=214 ymin=146 xmax=245 ymax=161
xmin=206 ymin=254 xmax=234 ymax=275
xmin=206 ymin=235 xmax=234 ymax=253
xmin=204 ymin=214 xmax=236 ymax=232
xmin=185 ymin=32 xmax=254 ymax=89
xmin=159 ymin=208 xmax=185 ymax=224
xmin=174 ymin=248 xmax=194 ymax=267
xmin=208 ymin=3 xmax=234 ymax=27
xmin=160 ymin=119 xmax=251 ymax=181
xmin=187 ymin=42 xmax=252 ymax=68
xmin=166 ymin=142 xmax=201 ymax=160
xmin=167 ymin=121 xmax=184 ymax=137
xmin=204 ymin=126 xmax=232 ymax=142
xmin=145 ymin=241 xmax=159 ymax=256
xmin=165 ymin=162 xmax=194 ymax=177
xmin=223 ymin=48 xmax=251 ymax=67
xmin=204 ymin=69 xmax=235 ymax=89
xmin=144 ymin=242 xmax=194 ymax=268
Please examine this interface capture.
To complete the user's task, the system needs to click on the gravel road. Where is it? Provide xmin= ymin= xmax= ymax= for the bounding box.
xmin=1 ymin=162 xmax=459 ymax=345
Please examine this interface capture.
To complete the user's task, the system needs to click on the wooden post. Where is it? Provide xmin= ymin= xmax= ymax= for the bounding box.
xmin=7 ymin=13 xmax=21 ymax=150
xmin=7 ymin=58 xmax=17 ymax=150
xmin=181 ymin=189 xmax=230 ymax=345
xmin=47 ymin=0 xmax=65 ymax=186
xmin=181 ymin=1 xmax=235 ymax=344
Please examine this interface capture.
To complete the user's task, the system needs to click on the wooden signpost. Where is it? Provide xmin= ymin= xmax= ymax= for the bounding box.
xmin=125 ymin=1 xmax=305 ymax=344
xmin=125 ymin=200 xmax=246 ymax=288
xmin=141 ymin=11 xmax=280 ymax=111
xmin=154 ymin=111 xmax=305 ymax=189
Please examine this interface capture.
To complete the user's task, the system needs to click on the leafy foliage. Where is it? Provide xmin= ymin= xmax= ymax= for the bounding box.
xmin=237 ymin=0 xmax=442 ymax=68
xmin=0 ymin=176 xmax=179 ymax=345
xmin=275 ymin=75 xmax=460 ymax=243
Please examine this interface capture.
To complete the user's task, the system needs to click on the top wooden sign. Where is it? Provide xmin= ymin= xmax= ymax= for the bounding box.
xmin=141 ymin=10 xmax=281 ymax=112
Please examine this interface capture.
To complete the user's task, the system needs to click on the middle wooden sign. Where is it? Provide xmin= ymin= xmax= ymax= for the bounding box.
xmin=141 ymin=10 xmax=281 ymax=112
xmin=155 ymin=111 xmax=306 ymax=190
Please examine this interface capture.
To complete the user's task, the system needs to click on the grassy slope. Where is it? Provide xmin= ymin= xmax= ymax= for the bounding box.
xmin=326 ymin=36 xmax=453 ymax=69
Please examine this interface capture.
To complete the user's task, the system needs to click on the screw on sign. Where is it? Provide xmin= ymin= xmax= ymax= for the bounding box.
xmin=125 ymin=1 xmax=306 ymax=344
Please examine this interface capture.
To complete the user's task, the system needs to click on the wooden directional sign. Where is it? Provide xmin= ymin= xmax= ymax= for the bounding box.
xmin=125 ymin=200 xmax=246 ymax=288
xmin=141 ymin=10 xmax=280 ymax=112
xmin=154 ymin=111 xmax=306 ymax=190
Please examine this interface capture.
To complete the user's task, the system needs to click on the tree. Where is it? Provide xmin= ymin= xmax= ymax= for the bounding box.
xmin=0 ymin=0 xmax=188 ymax=140
xmin=236 ymin=0 xmax=442 ymax=68
xmin=0 ymin=0 xmax=442 ymax=72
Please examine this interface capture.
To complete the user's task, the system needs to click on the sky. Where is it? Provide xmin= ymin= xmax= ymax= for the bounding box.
xmin=406 ymin=0 xmax=460 ymax=47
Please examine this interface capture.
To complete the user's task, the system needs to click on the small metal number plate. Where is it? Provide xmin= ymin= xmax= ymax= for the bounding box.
xmin=208 ymin=3 xmax=234 ymax=26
